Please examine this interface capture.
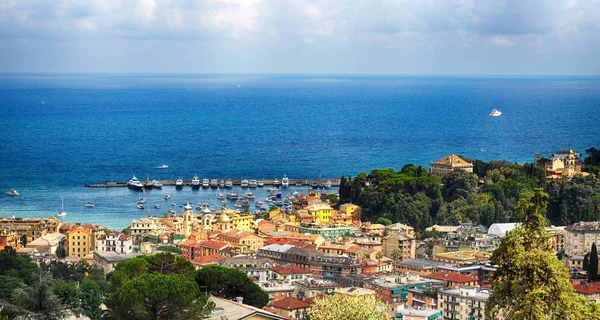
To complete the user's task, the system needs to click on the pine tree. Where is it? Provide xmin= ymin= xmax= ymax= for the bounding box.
xmin=583 ymin=253 xmax=590 ymax=272
xmin=590 ymin=242 xmax=598 ymax=281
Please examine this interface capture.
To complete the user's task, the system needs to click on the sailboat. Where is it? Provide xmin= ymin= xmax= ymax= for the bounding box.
xmin=57 ymin=197 xmax=66 ymax=217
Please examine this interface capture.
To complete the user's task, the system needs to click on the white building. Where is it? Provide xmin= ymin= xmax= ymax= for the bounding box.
xmin=26 ymin=233 xmax=65 ymax=255
xmin=487 ymin=223 xmax=518 ymax=238
xmin=97 ymin=231 xmax=133 ymax=254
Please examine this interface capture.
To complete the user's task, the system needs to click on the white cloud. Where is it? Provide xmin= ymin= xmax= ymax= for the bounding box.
xmin=491 ymin=35 xmax=515 ymax=46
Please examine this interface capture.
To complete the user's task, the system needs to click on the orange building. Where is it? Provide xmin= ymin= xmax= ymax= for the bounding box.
xmin=424 ymin=271 xmax=479 ymax=289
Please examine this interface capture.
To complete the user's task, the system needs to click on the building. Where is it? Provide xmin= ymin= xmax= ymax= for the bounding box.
xmin=386 ymin=223 xmax=416 ymax=238
xmin=430 ymin=154 xmax=474 ymax=177
xmin=535 ymin=149 xmax=584 ymax=179
xmin=269 ymin=265 xmax=312 ymax=283
xmin=334 ymin=287 xmax=376 ymax=300
xmin=198 ymin=240 xmax=231 ymax=257
xmin=363 ymin=273 xmax=443 ymax=314
xmin=438 ymin=287 xmax=492 ymax=320
xmin=26 ymin=233 xmax=65 ymax=255
xmin=424 ymin=271 xmax=479 ymax=289
xmin=564 ymin=221 xmax=600 ymax=270
xmin=130 ymin=217 xmax=163 ymax=237
xmin=306 ymin=203 xmax=334 ymax=225
xmin=261 ymin=282 xmax=296 ymax=306
xmin=396 ymin=309 xmax=442 ymax=320
xmin=219 ymin=229 xmax=264 ymax=253
xmin=270 ymin=297 xmax=311 ymax=320
xmin=294 ymin=279 xmax=337 ymax=299
xmin=209 ymin=296 xmax=288 ymax=320
xmin=407 ymin=287 xmax=439 ymax=310
xmin=487 ymin=223 xmax=518 ymax=237
xmin=219 ymin=256 xmax=274 ymax=282
xmin=383 ymin=232 xmax=416 ymax=260
xmin=317 ymin=241 xmax=356 ymax=255
xmin=433 ymin=251 xmax=491 ymax=264
xmin=67 ymin=226 xmax=92 ymax=258
xmin=257 ymin=244 xmax=324 ymax=269
xmin=546 ymin=226 xmax=566 ymax=252
xmin=96 ymin=231 xmax=132 ymax=254
xmin=393 ymin=259 xmax=445 ymax=275
xmin=339 ymin=203 xmax=361 ymax=219
xmin=574 ymin=281 xmax=600 ymax=303
xmin=93 ymin=251 xmax=139 ymax=274
xmin=310 ymin=255 xmax=361 ymax=281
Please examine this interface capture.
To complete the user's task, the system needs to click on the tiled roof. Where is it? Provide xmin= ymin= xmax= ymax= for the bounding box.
xmin=200 ymin=240 xmax=230 ymax=250
xmin=272 ymin=297 xmax=311 ymax=310
xmin=425 ymin=271 xmax=478 ymax=283
xmin=574 ymin=281 xmax=600 ymax=295
xmin=179 ymin=239 xmax=199 ymax=247
xmin=431 ymin=154 xmax=473 ymax=167
xmin=194 ymin=254 xmax=227 ymax=265
xmin=270 ymin=265 xmax=311 ymax=275
xmin=68 ymin=226 xmax=91 ymax=234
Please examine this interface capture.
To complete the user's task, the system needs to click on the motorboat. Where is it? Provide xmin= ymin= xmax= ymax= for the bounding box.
xmin=159 ymin=164 xmax=168 ymax=169
xmin=171 ymin=202 xmax=177 ymax=206
xmin=235 ymin=198 xmax=250 ymax=208
xmin=168 ymin=208 xmax=176 ymax=215
xmin=274 ymin=201 xmax=284 ymax=207
xmin=5 ymin=189 xmax=19 ymax=196
xmin=325 ymin=180 xmax=332 ymax=189
xmin=257 ymin=180 xmax=265 ymax=187
xmin=272 ymin=177 xmax=281 ymax=186
xmin=225 ymin=179 xmax=233 ymax=188
xmin=192 ymin=175 xmax=200 ymax=189
xmin=57 ymin=196 xmax=67 ymax=217
xmin=152 ymin=180 xmax=163 ymax=189
xmin=219 ymin=180 xmax=225 ymax=188
xmin=226 ymin=192 xmax=239 ymax=200
xmin=210 ymin=179 xmax=218 ymax=188
xmin=154 ymin=204 xmax=160 ymax=209
xmin=241 ymin=179 xmax=249 ymax=188
xmin=244 ymin=192 xmax=255 ymax=199
xmin=164 ymin=194 xmax=171 ymax=200
xmin=489 ymin=108 xmax=502 ymax=117
xmin=127 ymin=176 xmax=144 ymax=190
xmin=138 ymin=198 xmax=146 ymax=204
xmin=176 ymin=178 xmax=184 ymax=189
xmin=281 ymin=175 xmax=289 ymax=188
xmin=202 ymin=178 xmax=210 ymax=188
xmin=143 ymin=178 xmax=153 ymax=189
xmin=249 ymin=180 xmax=258 ymax=188
xmin=311 ymin=181 xmax=319 ymax=189
xmin=84 ymin=202 xmax=95 ymax=208
xmin=217 ymin=193 xmax=225 ymax=200
xmin=136 ymin=204 xmax=144 ymax=209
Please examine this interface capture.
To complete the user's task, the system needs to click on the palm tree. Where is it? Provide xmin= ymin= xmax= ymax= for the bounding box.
xmin=375 ymin=251 xmax=384 ymax=266
xmin=390 ymin=249 xmax=402 ymax=261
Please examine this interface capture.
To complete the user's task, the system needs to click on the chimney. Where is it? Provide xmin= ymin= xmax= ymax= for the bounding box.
xmin=235 ymin=297 xmax=243 ymax=304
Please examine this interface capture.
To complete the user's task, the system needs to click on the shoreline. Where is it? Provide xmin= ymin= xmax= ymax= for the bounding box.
xmin=85 ymin=178 xmax=342 ymax=188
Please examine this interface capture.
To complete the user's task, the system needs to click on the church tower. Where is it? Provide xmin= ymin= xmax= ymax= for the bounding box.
xmin=564 ymin=149 xmax=576 ymax=177
xmin=182 ymin=203 xmax=194 ymax=237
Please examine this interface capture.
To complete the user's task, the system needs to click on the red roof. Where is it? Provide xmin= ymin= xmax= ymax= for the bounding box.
xmin=179 ymin=239 xmax=198 ymax=247
xmin=68 ymin=226 xmax=91 ymax=234
xmin=200 ymin=240 xmax=230 ymax=250
xmin=265 ymin=238 xmax=316 ymax=249
xmin=574 ymin=281 xmax=600 ymax=295
xmin=272 ymin=297 xmax=311 ymax=310
xmin=304 ymin=294 xmax=327 ymax=305
xmin=270 ymin=265 xmax=311 ymax=275
xmin=424 ymin=271 xmax=479 ymax=283
xmin=344 ymin=245 xmax=361 ymax=253
xmin=193 ymin=254 xmax=227 ymax=265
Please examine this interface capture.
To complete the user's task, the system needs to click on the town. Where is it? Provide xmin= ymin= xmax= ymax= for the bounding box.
xmin=1 ymin=149 xmax=600 ymax=319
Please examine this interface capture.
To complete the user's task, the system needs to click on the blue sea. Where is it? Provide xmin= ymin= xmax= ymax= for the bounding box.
xmin=1 ymin=74 xmax=599 ymax=230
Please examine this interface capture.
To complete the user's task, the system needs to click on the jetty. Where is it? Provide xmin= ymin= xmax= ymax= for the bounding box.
xmin=85 ymin=178 xmax=341 ymax=188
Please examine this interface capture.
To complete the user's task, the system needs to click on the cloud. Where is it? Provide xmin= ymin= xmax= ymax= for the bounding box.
xmin=491 ymin=35 xmax=515 ymax=46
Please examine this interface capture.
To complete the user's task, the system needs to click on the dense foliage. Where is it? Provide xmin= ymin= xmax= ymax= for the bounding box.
xmin=340 ymin=155 xmax=600 ymax=231
xmin=195 ymin=265 xmax=269 ymax=308
xmin=308 ymin=295 xmax=391 ymax=320
xmin=487 ymin=189 xmax=600 ymax=319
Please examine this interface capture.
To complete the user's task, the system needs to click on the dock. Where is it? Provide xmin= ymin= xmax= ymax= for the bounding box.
xmin=85 ymin=178 xmax=341 ymax=188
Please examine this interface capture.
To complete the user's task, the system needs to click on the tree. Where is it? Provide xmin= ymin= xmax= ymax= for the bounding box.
xmin=109 ymin=253 xmax=195 ymax=290
xmin=375 ymin=251 xmax=384 ymax=265
xmin=376 ymin=217 xmax=392 ymax=226
xmin=308 ymin=295 xmax=391 ymax=320
xmin=390 ymin=249 xmax=402 ymax=261
xmin=80 ymin=278 xmax=103 ymax=320
xmin=55 ymin=247 xmax=66 ymax=259
xmin=325 ymin=193 xmax=339 ymax=205
xmin=105 ymin=273 xmax=214 ymax=320
xmin=6 ymin=276 xmax=66 ymax=320
xmin=590 ymin=243 xmax=598 ymax=281
xmin=487 ymin=188 xmax=600 ymax=319
xmin=583 ymin=253 xmax=590 ymax=272
xmin=52 ymin=281 xmax=81 ymax=314
xmin=195 ymin=265 xmax=269 ymax=308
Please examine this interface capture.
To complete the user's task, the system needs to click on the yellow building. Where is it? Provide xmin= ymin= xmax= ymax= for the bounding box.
xmin=318 ymin=241 xmax=355 ymax=255
xmin=433 ymin=251 xmax=490 ymax=264
xmin=334 ymin=287 xmax=376 ymax=300
xmin=307 ymin=203 xmax=334 ymax=224
xmin=430 ymin=154 xmax=474 ymax=177
xmin=339 ymin=203 xmax=361 ymax=218
xmin=68 ymin=226 xmax=92 ymax=258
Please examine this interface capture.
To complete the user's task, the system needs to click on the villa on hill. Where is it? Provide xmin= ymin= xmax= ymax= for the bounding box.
xmin=430 ymin=154 xmax=474 ymax=177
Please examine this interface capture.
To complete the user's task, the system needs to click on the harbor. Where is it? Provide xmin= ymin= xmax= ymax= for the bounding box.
xmin=85 ymin=178 xmax=341 ymax=188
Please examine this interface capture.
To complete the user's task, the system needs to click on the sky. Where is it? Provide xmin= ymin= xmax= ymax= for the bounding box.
xmin=0 ymin=0 xmax=599 ymax=75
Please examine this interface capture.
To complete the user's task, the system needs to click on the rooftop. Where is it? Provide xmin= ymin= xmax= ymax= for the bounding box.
xmin=425 ymin=271 xmax=479 ymax=283
xmin=574 ymin=281 xmax=600 ymax=295
xmin=271 ymin=297 xmax=311 ymax=310
xmin=270 ymin=265 xmax=312 ymax=275
xmin=395 ymin=259 xmax=446 ymax=269
xmin=431 ymin=154 xmax=473 ymax=167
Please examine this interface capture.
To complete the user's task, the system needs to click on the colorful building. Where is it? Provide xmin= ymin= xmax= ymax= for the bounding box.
xmin=306 ymin=203 xmax=334 ymax=224
xmin=67 ymin=226 xmax=92 ymax=258
xmin=430 ymin=154 xmax=474 ymax=177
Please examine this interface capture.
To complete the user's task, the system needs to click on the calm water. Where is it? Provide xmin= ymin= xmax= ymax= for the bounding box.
xmin=1 ymin=74 xmax=599 ymax=229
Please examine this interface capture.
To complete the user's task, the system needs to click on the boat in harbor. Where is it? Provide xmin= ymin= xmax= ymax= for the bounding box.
xmin=255 ymin=200 xmax=267 ymax=210
xmin=217 ymin=192 xmax=225 ymax=200
xmin=137 ymin=197 xmax=146 ymax=204
xmin=84 ymin=202 xmax=95 ymax=208
xmin=202 ymin=178 xmax=210 ymax=188
xmin=257 ymin=180 xmax=265 ymax=187
xmin=176 ymin=178 xmax=184 ymax=189
xmin=274 ymin=200 xmax=284 ymax=207
xmin=136 ymin=203 xmax=144 ymax=209
xmin=325 ymin=180 xmax=332 ymax=189
xmin=5 ymin=189 xmax=19 ymax=196
xmin=244 ymin=192 xmax=255 ymax=199
xmin=143 ymin=178 xmax=153 ymax=189
xmin=225 ymin=179 xmax=233 ymax=188
xmin=226 ymin=192 xmax=239 ymax=200
xmin=164 ymin=194 xmax=171 ymax=200
xmin=272 ymin=177 xmax=281 ymax=187
xmin=219 ymin=180 xmax=225 ymax=188
xmin=311 ymin=181 xmax=319 ymax=188
xmin=171 ymin=202 xmax=177 ymax=206
xmin=489 ymin=108 xmax=502 ymax=117
xmin=168 ymin=208 xmax=176 ymax=215
xmin=152 ymin=180 xmax=163 ymax=189
xmin=241 ymin=179 xmax=249 ymax=188
xmin=127 ymin=176 xmax=144 ymax=190
xmin=192 ymin=175 xmax=200 ymax=189
xmin=210 ymin=179 xmax=218 ymax=188
xmin=154 ymin=204 xmax=160 ymax=209
xmin=235 ymin=198 xmax=250 ymax=208
xmin=249 ymin=179 xmax=257 ymax=188
xmin=57 ymin=197 xmax=66 ymax=217
xmin=281 ymin=174 xmax=289 ymax=188
xmin=159 ymin=164 xmax=168 ymax=169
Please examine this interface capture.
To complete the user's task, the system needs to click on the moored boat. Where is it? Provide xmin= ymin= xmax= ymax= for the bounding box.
xmin=176 ymin=178 xmax=184 ymax=189
xmin=5 ymin=189 xmax=19 ymax=196
xmin=272 ymin=177 xmax=281 ymax=187
xmin=257 ymin=180 xmax=265 ymax=187
xmin=217 ymin=192 xmax=225 ymax=200
xmin=192 ymin=175 xmax=200 ymax=189
xmin=210 ymin=179 xmax=218 ymax=188
xmin=226 ymin=192 xmax=239 ymax=200
xmin=249 ymin=179 xmax=257 ymax=188
xmin=281 ymin=174 xmax=289 ymax=188
xmin=136 ymin=203 xmax=144 ymax=209
xmin=84 ymin=202 xmax=95 ymax=208
xmin=164 ymin=194 xmax=171 ymax=200
xmin=325 ymin=180 xmax=332 ymax=189
xmin=219 ymin=180 xmax=225 ymax=188
xmin=152 ymin=180 xmax=163 ymax=189
xmin=57 ymin=196 xmax=67 ymax=217
xmin=143 ymin=178 xmax=153 ymax=189
xmin=241 ymin=179 xmax=249 ymax=188
xmin=489 ymin=108 xmax=502 ymax=117
xmin=127 ymin=176 xmax=144 ymax=190
xmin=225 ymin=179 xmax=233 ymax=188
xmin=244 ymin=192 xmax=255 ymax=199
xmin=202 ymin=178 xmax=210 ymax=188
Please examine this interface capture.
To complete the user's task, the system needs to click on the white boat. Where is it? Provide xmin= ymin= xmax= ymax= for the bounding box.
xmin=217 ymin=192 xmax=225 ymax=200
xmin=164 ymin=194 xmax=171 ymax=200
xmin=84 ymin=202 xmax=95 ymax=208
xmin=176 ymin=178 xmax=184 ymax=188
xmin=325 ymin=180 xmax=332 ymax=189
xmin=281 ymin=174 xmax=289 ymax=188
xmin=127 ymin=176 xmax=144 ymax=189
xmin=241 ymin=179 xmax=249 ymax=188
xmin=159 ymin=164 xmax=168 ymax=169
xmin=210 ymin=179 xmax=218 ymax=188
xmin=5 ymin=189 xmax=19 ymax=196
xmin=489 ymin=108 xmax=502 ymax=117
xmin=225 ymin=180 xmax=233 ymax=188
xmin=244 ymin=192 xmax=255 ymax=199
xmin=192 ymin=175 xmax=200 ymax=189
xmin=249 ymin=180 xmax=258 ymax=188
xmin=152 ymin=180 xmax=163 ymax=189
xmin=202 ymin=178 xmax=210 ymax=188
xmin=219 ymin=180 xmax=225 ymax=188
xmin=136 ymin=204 xmax=144 ymax=209
xmin=154 ymin=204 xmax=160 ymax=209
xmin=137 ymin=198 xmax=146 ymax=204
xmin=257 ymin=180 xmax=265 ymax=187
xmin=57 ymin=197 xmax=67 ymax=217
xmin=235 ymin=198 xmax=250 ymax=208
xmin=273 ymin=177 xmax=281 ymax=186
xmin=226 ymin=192 xmax=239 ymax=200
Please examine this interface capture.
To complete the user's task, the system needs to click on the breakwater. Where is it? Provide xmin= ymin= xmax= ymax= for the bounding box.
xmin=85 ymin=178 xmax=341 ymax=188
